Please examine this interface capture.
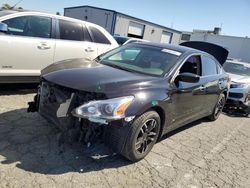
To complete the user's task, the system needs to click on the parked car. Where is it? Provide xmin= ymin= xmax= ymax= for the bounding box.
xmin=223 ymin=60 xmax=250 ymax=116
xmin=0 ymin=10 xmax=118 ymax=83
xmin=28 ymin=42 xmax=229 ymax=162
xmin=113 ymin=35 xmax=148 ymax=45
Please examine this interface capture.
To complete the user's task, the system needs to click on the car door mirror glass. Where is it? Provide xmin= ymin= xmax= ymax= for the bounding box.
xmin=0 ymin=22 xmax=8 ymax=33
xmin=176 ymin=72 xmax=200 ymax=83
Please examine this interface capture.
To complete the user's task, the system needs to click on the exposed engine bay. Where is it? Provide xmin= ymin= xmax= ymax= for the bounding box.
xmin=28 ymin=80 xmax=131 ymax=157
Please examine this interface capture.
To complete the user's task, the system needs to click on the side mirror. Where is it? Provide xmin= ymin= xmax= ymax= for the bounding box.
xmin=0 ymin=22 xmax=8 ymax=33
xmin=176 ymin=72 xmax=200 ymax=83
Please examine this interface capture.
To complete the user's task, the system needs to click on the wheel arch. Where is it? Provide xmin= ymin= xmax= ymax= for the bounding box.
xmin=146 ymin=106 xmax=166 ymax=140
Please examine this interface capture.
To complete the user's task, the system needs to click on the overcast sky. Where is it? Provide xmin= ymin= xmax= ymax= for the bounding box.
xmin=3 ymin=0 xmax=250 ymax=37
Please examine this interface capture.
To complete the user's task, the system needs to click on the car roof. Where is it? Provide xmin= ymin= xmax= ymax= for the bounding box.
xmin=0 ymin=10 xmax=91 ymax=24
xmin=133 ymin=42 xmax=205 ymax=54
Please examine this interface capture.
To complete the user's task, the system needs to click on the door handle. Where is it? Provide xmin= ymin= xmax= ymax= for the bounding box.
xmin=37 ymin=42 xmax=51 ymax=50
xmin=85 ymin=47 xmax=95 ymax=52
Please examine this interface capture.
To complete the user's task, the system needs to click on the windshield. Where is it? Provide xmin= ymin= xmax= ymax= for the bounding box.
xmin=99 ymin=44 xmax=180 ymax=76
xmin=223 ymin=62 xmax=250 ymax=77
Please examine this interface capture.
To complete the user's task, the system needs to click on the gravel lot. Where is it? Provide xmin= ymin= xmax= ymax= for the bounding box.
xmin=0 ymin=85 xmax=250 ymax=188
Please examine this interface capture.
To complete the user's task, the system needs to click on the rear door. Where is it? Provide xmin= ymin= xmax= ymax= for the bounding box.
xmin=53 ymin=19 xmax=97 ymax=63
xmin=200 ymin=55 xmax=222 ymax=113
xmin=0 ymin=15 xmax=55 ymax=78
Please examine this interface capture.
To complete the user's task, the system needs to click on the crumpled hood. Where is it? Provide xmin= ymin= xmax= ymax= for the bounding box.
xmin=228 ymin=73 xmax=250 ymax=84
xmin=41 ymin=58 xmax=162 ymax=95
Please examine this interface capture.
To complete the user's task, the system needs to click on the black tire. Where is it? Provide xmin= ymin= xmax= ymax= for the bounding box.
xmin=122 ymin=111 xmax=161 ymax=162
xmin=243 ymin=107 xmax=250 ymax=117
xmin=208 ymin=94 xmax=226 ymax=121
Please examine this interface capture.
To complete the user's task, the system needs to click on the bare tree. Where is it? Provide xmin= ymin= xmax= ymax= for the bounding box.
xmin=1 ymin=3 xmax=23 ymax=10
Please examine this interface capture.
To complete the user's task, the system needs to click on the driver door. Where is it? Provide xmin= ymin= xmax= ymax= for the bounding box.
xmin=168 ymin=55 xmax=207 ymax=129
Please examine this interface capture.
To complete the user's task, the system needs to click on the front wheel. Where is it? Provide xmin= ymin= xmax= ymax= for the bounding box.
xmin=122 ymin=111 xmax=161 ymax=162
xmin=208 ymin=94 xmax=226 ymax=121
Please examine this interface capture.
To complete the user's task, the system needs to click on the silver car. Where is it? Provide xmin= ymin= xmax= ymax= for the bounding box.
xmin=223 ymin=60 xmax=250 ymax=115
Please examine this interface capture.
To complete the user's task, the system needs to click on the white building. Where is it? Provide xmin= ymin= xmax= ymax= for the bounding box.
xmin=64 ymin=5 xmax=182 ymax=45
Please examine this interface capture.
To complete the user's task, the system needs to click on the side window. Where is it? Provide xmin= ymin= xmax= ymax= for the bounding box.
xmin=59 ymin=20 xmax=83 ymax=41
xmin=179 ymin=55 xmax=202 ymax=76
xmin=3 ymin=16 xmax=51 ymax=38
xmin=202 ymin=56 xmax=218 ymax=76
xmin=89 ymin=26 xmax=111 ymax=44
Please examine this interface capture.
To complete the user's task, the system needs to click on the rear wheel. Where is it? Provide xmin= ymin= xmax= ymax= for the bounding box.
xmin=122 ymin=111 xmax=161 ymax=162
xmin=208 ymin=94 xmax=226 ymax=121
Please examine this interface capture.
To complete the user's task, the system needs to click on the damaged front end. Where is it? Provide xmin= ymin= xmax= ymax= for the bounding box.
xmin=28 ymin=80 xmax=134 ymax=155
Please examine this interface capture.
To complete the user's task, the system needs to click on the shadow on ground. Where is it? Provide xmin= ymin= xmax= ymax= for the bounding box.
xmin=0 ymin=106 xmax=232 ymax=175
xmin=0 ymin=83 xmax=38 ymax=95
xmin=0 ymin=108 xmax=134 ymax=175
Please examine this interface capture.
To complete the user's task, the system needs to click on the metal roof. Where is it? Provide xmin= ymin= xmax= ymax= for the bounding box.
xmin=64 ymin=5 xmax=182 ymax=34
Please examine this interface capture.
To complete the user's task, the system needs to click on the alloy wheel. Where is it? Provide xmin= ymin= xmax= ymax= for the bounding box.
xmin=135 ymin=119 xmax=158 ymax=154
xmin=214 ymin=96 xmax=225 ymax=117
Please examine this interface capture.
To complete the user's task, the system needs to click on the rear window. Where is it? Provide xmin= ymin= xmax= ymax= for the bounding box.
xmin=89 ymin=26 xmax=111 ymax=44
xmin=201 ymin=56 xmax=218 ymax=76
xmin=59 ymin=20 xmax=83 ymax=41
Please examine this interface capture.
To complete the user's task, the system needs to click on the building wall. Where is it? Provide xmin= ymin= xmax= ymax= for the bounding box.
xmin=114 ymin=14 xmax=181 ymax=44
xmin=171 ymin=33 xmax=181 ymax=44
xmin=64 ymin=6 xmax=181 ymax=45
xmin=191 ymin=33 xmax=250 ymax=62
xmin=64 ymin=7 xmax=114 ymax=33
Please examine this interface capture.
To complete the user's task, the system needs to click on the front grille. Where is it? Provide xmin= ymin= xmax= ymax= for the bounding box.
xmin=230 ymin=84 xmax=238 ymax=88
xmin=228 ymin=92 xmax=244 ymax=98
xmin=39 ymin=80 xmax=106 ymax=130
xmin=41 ymin=80 xmax=107 ymax=105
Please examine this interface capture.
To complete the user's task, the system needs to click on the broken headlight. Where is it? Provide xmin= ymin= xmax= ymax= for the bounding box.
xmin=72 ymin=96 xmax=134 ymax=120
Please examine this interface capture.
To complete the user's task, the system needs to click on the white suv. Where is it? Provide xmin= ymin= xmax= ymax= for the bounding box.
xmin=0 ymin=10 xmax=118 ymax=83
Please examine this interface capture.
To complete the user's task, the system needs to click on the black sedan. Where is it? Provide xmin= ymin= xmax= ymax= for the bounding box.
xmin=28 ymin=42 xmax=230 ymax=162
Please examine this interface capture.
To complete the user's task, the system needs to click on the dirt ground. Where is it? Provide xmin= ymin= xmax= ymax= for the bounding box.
xmin=0 ymin=85 xmax=250 ymax=188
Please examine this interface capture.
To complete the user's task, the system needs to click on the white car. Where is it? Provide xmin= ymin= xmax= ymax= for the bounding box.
xmin=0 ymin=10 xmax=118 ymax=83
xmin=113 ymin=35 xmax=148 ymax=46
xmin=223 ymin=60 xmax=250 ymax=115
